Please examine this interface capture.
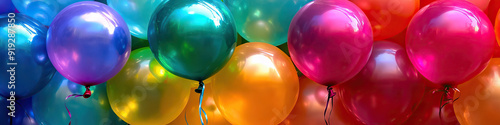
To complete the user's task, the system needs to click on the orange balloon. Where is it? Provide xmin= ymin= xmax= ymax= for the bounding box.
xmin=280 ymin=76 xmax=362 ymax=125
xmin=169 ymin=81 xmax=231 ymax=125
xmin=349 ymin=0 xmax=419 ymax=40
xmin=453 ymin=58 xmax=500 ymax=125
xmin=213 ymin=42 xmax=299 ymax=125
xmin=421 ymin=0 xmax=489 ymax=11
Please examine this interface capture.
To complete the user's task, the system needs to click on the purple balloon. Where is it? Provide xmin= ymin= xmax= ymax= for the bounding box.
xmin=46 ymin=1 xmax=131 ymax=86
xmin=288 ymin=0 xmax=373 ymax=86
xmin=406 ymin=0 xmax=495 ymax=87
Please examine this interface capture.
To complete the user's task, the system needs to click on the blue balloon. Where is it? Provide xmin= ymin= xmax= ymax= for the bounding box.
xmin=0 ymin=0 xmax=16 ymax=14
xmin=32 ymin=72 xmax=126 ymax=125
xmin=0 ymin=97 xmax=38 ymax=125
xmin=0 ymin=14 xmax=56 ymax=99
xmin=11 ymin=0 xmax=92 ymax=25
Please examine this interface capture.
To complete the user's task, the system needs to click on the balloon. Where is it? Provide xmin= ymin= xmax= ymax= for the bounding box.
xmin=421 ymin=0 xmax=489 ymax=11
xmin=213 ymin=42 xmax=299 ymax=125
xmin=387 ymin=28 xmax=407 ymax=47
xmin=496 ymin=9 xmax=500 ymax=46
xmin=0 ymin=14 xmax=56 ymax=99
xmin=47 ymin=1 xmax=131 ymax=87
xmin=404 ymin=86 xmax=459 ymax=125
xmin=406 ymin=0 xmax=495 ymax=87
xmin=149 ymin=0 xmax=237 ymax=81
xmin=108 ymin=0 xmax=165 ymax=39
xmin=0 ymin=97 xmax=37 ymax=125
xmin=224 ymin=0 xmax=312 ymax=46
xmin=169 ymin=82 xmax=231 ymax=125
xmin=288 ymin=0 xmax=373 ymax=86
xmin=107 ymin=47 xmax=193 ymax=125
xmin=32 ymin=72 xmax=125 ymax=125
xmin=0 ymin=0 xmax=16 ymax=14
xmin=487 ymin=0 xmax=500 ymax=24
xmin=280 ymin=76 xmax=361 ymax=125
xmin=453 ymin=58 xmax=500 ymax=125
xmin=338 ymin=41 xmax=425 ymax=124
xmin=349 ymin=0 xmax=419 ymax=40
xmin=494 ymin=44 xmax=500 ymax=58
xmin=12 ymin=0 xmax=92 ymax=25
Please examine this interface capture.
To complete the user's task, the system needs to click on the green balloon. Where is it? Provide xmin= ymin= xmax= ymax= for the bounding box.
xmin=148 ymin=0 xmax=237 ymax=81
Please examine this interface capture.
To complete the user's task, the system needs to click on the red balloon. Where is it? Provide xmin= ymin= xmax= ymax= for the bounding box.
xmin=288 ymin=0 xmax=373 ymax=87
xmin=406 ymin=0 xmax=495 ymax=87
xmin=387 ymin=28 xmax=407 ymax=47
xmin=280 ymin=77 xmax=362 ymax=125
xmin=403 ymin=86 xmax=459 ymax=125
xmin=338 ymin=41 xmax=426 ymax=124
xmin=349 ymin=0 xmax=419 ymax=40
xmin=421 ymin=0 xmax=489 ymax=11
xmin=487 ymin=0 xmax=500 ymax=24
xmin=494 ymin=43 xmax=500 ymax=58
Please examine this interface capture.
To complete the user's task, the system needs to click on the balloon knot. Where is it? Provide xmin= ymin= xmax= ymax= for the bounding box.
xmin=326 ymin=86 xmax=336 ymax=98
xmin=195 ymin=81 xmax=205 ymax=94
xmin=83 ymin=86 xmax=92 ymax=98
xmin=438 ymin=85 xmax=461 ymax=124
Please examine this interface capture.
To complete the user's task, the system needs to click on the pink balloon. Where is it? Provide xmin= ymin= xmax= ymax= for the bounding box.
xmin=288 ymin=0 xmax=373 ymax=86
xmin=406 ymin=0 xmax=495 ymax=87
xmin=338 ymin=41 xmax=425 ymax=124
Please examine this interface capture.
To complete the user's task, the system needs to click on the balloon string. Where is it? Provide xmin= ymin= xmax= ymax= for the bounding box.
xmin=185 ymin=110 xmax=189 ymax=125
xmin=195 ymin=81 xmax=208 ymax=125
xmin=436 ymin=86 xmax=461 ymax=124
xmin=323 ymin=86 xmax=336 ymax=125
xmin=65 ymin=86 xmax=92 ymax=125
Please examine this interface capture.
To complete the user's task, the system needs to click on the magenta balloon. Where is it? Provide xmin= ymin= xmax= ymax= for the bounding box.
xmin=288 ymin=0 xmax=373 ymax=86
xmin=338 ymin=41 xmax=425 ymax=124
xmin=406 ymin=0 xmax=495 ymax=87
xmin=47 ymin=1 xmax=131 ymax=86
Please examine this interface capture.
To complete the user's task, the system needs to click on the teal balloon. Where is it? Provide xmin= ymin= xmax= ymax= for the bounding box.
xmin=11 ymin=0 xmax=92 ymax=25
xmin=108 ymin=0 xmax=165 ymax=39
xmin=32 ymin=72 xmax=126 ymax=125
xmin=224 ymin=0 xmax=312 ymax=46
xmin=148 ymin=0 xmax=237 ymax=81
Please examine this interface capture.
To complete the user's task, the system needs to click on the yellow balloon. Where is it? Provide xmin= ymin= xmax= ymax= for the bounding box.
xmin=213 ymin=42 xmax=299 ymax=125
xmin=169 ymin=81 xmax=231 ymax=125
xmin=107 ymin=47 xmax=194 ymax=125
xmin=454 ymin=58 xmax=500 ymax=125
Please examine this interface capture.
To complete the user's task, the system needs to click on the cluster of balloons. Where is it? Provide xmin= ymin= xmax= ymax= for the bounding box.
xmin=4 ymin=0 xmax=500 ymax=124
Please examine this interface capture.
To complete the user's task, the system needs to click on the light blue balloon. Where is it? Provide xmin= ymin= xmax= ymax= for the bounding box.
xmin=108 ymin=0 xmax=165 ymax=39
xmin=11 ymin=0 xmax=92 ymax=25
xmin=32 ymin=72 xmax=127 ymax=125
xmin=224 ymin=0 xmax=312 ymax=46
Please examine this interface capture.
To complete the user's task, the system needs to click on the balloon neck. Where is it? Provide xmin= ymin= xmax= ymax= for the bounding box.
xmin=326 ymin=86 xmax=336 ymax=98
xmin=195 ymin=81 xmax=205 ymax=94
xmin=437 ymin=85 xmax=461 ymax=123
xmin=83 ymin=86 xmax=92 ymax=98
xmin=324 ymin=86 xmax=336 ymax=125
